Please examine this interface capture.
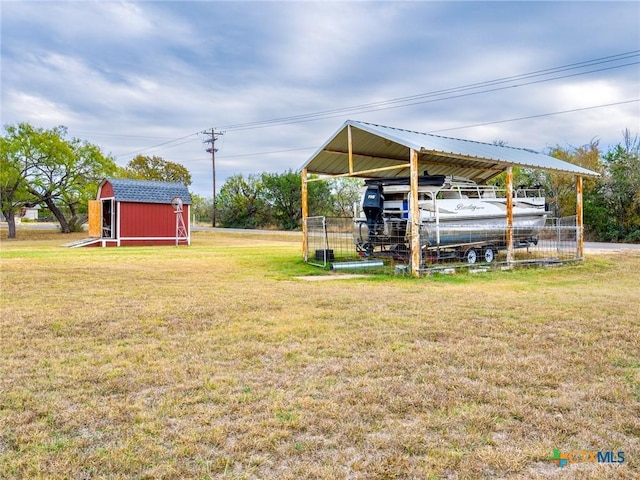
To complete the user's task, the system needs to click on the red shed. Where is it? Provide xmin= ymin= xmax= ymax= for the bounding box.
xmin=85 ymin=178 xmax=191 ymax=247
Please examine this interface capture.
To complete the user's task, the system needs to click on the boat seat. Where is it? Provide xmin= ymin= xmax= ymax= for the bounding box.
xmin=441 ymin=191 xmax=460 ymax=199
xmin=483 ymin=190 xmax=496 ymax=198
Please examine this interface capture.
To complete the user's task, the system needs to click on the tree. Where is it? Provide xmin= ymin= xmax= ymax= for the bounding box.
xmin=216 ymin=174 xmax=268 ymax=228
xmin=190 ymin=193 xmax=214 ymax=224
xmin=330 ymin=177 xmax=363 ymax=217
xmin=308 ymin=174 xmax=336 ymax=218
xmin=261 ymin=170 xmax=334 ymax=230
xmin=122 ymin=155 xmax=192 ymax=186
xmin=488 ymin=166 xmax=542 ymax=189
xmin=1 ymin=123 xmax=117 ymax=234
xmin=1 ymin=133 xmax=33 ymax=238
xmin=546 ymin=140 xmax=602 ymax=218
xmin=261 ymin=171 xmax=302 ymax=230
xmin=488 ymin=142 xmax=603 ymax=220
xmin=586 ymin=130 xmax=640 ymax=242
xmin=605 ymin=131 xmax=640 ymax=240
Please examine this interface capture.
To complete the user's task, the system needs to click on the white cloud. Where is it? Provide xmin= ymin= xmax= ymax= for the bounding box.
xmin=3 ymin=91 xmax=77 ymax=125
xmin=98 ymin=1 xmax=153 ymax=35
xmin=2 ymin=1 xmax=150 ymax=45
xmin=553 ymin=79 xmax=635 ymax=108
xmin=267 ymin=3 xmax=385 ymax=80
xmin=1 ymin=1 xmax=638 ymax=197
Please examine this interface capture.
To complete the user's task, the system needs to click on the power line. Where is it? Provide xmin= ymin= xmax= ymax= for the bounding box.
xmin=427 ymin=99 xmax=640 ymax=134
xmin=221 ymin=60 xmax=639 ymax=131
xmin=212 ymin=99 xmax=639 ymax=160
xmin=115 ymin=137 xmax=202 ymax=160
xmin=114 ymin=131 xmax=201 ymax=160
xmin=68 ymin=131 xmax=173 ymax=140
xmin=216 ymin=51 xmax=639 ymax=131
xmin=218 ymin=146 xmax=316 ymax=159
xmin=113 ymin=50 xmax=639 ymax=160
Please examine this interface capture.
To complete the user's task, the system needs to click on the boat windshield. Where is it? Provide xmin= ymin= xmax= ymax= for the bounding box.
xmin=437 ymin=190 xmax=461 ymax=200
xmin=460 ymin=188 xmax=480 ymax=199
xmin=516 ymin=188 xmax=544 ymax=198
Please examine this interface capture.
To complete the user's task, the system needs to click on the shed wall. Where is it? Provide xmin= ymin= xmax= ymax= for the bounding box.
xmin=100 ymin=182 xmax=114 ymax=198
xmin=119 ymin=202 xmax=188 ymax=238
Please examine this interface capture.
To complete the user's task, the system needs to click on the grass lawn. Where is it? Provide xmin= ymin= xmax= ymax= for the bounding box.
xmin=1 ymin=229 xmax=638 ymax=479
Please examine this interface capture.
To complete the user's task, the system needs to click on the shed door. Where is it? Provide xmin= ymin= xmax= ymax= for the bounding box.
xmin=88 ymin=200 xmax=101 ymax=237
xmin=102 ymin=199 xmax=116 ymax=238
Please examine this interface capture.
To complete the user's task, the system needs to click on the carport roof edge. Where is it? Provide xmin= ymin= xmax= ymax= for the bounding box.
xmin=301 ymin=120 xmax=600 ymax=180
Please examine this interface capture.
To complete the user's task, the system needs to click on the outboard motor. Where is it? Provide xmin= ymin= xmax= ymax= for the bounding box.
xmin=362 ymin=184 xmax=384 ymax=239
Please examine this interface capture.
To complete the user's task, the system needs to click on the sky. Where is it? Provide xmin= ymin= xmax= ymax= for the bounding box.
xmin=2 ymin=1 xmax=639 ymax=198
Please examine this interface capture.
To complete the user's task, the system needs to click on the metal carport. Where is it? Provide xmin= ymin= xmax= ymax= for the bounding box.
xmin=300 ymin=120 xmax=599 ymax=277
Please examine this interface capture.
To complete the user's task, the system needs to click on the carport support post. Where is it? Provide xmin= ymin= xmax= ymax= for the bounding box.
xmin=347 ymin=124 xmax=354 ymax=174
xmin=410 ymin=149 xmax=420 ymax=277
xmin=301 ymin=168 xmax=309 ymax=262
xmin=576 ymin=175 xmax=584 ymax=259
xmin=505 ymin=166 xmax=514 ymax=267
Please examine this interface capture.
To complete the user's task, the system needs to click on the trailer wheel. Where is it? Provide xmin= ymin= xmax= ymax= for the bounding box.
xmin=362 ymin=243 xmax=374 ymax=257
xmin=465 ymin=248 xmax=478 ymax=265
xmin=483 ymin=246 xmax=495 ymax=263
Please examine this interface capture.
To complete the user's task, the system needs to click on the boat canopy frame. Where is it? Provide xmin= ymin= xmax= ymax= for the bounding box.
xmin=301 ymin=120 xmax=599 ymax=277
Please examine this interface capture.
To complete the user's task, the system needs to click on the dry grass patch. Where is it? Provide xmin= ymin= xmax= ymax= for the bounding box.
xmin=1 ymin=230 xmax=638 ymax=479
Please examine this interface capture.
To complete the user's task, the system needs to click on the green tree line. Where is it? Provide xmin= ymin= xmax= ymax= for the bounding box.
xmin=1 ymin=123 xmax=192 ymax=238
xmin=489 ymin=130 xmax=639 ymax=242
xmin=205 ymin=171 xmax=361 ymax=230
xmin=2 ymin=122 xmax=639 ymax=241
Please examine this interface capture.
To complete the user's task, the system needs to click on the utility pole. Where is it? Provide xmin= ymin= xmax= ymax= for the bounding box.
xmin=203 ymin=129 xmax=224 ymax=227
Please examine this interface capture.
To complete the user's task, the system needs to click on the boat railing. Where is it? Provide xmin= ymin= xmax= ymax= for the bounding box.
xmin=474 ymin=186 xmax=545 ymax=199
xmin=438 ymin=186 xmax=539 ymax=199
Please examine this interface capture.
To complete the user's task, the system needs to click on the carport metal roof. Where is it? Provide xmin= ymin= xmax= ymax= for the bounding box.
xmin=301 ymin=120 xmax=599 ymax=182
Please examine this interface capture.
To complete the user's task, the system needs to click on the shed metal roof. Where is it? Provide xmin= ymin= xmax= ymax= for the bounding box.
xmin=101 ymin=178 xmax=192 ymax=204
xmin=302 ymin=120 xmax=599 ymax=182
